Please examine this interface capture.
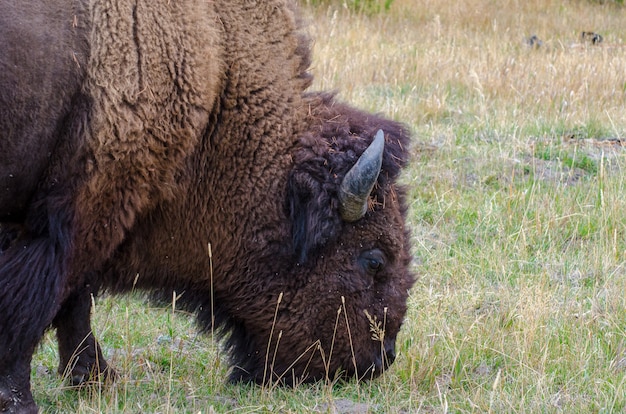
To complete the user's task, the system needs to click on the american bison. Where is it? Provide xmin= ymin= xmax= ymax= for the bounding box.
xmin=0 ymin=0 xmax=414 ymax=412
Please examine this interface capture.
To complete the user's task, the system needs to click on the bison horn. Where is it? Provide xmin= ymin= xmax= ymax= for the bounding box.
xmin=339 ymin=129 xmax=385 ymax=222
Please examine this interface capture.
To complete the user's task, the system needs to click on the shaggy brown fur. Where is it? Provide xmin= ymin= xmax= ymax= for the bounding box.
xmin=0 ymin=0 xmax=414 ymax=412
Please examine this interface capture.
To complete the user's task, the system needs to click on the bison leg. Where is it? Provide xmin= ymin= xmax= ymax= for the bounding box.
xmin=53 ymin=288 xmax=113 ymax=386
xmin=0 ymin=237 xmax=68 ymax=413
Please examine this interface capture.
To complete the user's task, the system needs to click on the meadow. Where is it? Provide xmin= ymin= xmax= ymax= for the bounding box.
xmin=32 ymin=0 xmax=626 ymax=412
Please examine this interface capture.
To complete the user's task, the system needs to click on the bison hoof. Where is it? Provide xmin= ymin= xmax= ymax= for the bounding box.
xmin=61 ymin=360 xmax=116 ymax=388
xmin=0 ymin=388 xmax=37 ymax=414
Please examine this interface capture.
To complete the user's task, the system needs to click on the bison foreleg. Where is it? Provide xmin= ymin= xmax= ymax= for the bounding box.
xmin=0 ymin=237 xmax=67 ymax=413
xmin=53 ymin=288 xmax=114 ymax=386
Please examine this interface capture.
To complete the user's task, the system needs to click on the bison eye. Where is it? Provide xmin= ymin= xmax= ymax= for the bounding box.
xmin=359 ymin=249 xmax=386 ymax=276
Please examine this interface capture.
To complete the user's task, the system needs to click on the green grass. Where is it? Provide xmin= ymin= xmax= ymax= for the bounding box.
xmin=29 ymin=0 xmax=626 ymax=412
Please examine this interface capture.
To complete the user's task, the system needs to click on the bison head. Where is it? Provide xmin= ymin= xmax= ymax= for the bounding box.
xmin=224 ymin=94 xmax=415 ymax=385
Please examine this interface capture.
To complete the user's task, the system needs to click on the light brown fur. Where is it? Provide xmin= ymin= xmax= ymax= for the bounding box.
xmin=73 ymin=0 xmax=223 ymax=265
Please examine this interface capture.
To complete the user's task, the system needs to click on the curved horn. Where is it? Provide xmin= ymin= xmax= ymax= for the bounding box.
xmin=339 ymin=129 xmax=385 ymax=222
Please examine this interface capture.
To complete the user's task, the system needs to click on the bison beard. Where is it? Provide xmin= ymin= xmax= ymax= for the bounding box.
xmin=0 ymin=0 xmax=415 ymax=412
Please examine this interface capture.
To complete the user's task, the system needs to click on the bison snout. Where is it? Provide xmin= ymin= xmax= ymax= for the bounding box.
xmin=378 ymin=337 xmax=397 ymax=370
xmin=366 ymin=337 xmax=397 ymax=378
xmin=384 ymin=339 xmax=396 ymax=367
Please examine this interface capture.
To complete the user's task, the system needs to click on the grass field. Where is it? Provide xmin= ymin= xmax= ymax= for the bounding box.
xmin=32 ymin=0 xmax=626 ymax=412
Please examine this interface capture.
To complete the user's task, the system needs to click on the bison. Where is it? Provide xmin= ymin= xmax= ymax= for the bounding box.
xmin=0 ymin=0 xmax=414 ymax=412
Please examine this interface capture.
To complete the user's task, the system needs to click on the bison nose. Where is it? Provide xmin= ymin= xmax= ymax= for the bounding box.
xmin=382 ymin=338 xmax=396 ymax=369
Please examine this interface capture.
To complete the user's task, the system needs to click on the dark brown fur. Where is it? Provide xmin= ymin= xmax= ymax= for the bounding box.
xmin=0 ymin=0 xmax=414 ymax=412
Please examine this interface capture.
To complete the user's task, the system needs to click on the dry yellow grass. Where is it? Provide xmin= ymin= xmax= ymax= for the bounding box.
xmin=306 ymin=0 xmax=626 ymax=135
xmin=305 ymin=0 xmax=626 ymax=411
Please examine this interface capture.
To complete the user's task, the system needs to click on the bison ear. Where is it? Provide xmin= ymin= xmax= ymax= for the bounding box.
xmin=286 ymin=170 xmax=341 ymax=264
